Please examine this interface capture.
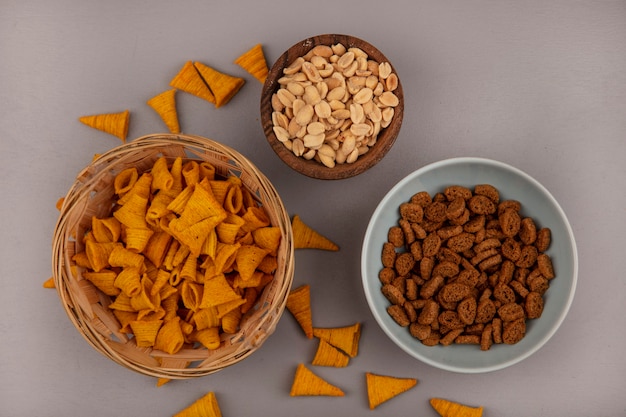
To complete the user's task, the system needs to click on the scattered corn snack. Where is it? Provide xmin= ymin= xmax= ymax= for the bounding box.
xmin=71 ymin=156 xmax=280 ymax=355
xmin=42 ymin=277 xmax=55 ymax=289
xmin=170 ymin=61 xmax=216 ymax=104
xmin=311 ymin=338 xmax=350 ymax=367
xmin=234 ymin=43 xmax=269 ymax=84
xmin=430 ymin=398 xmax=484 ymax=417
xmin=79 ymin=110 xmax=130 ymax=142
xmin=286 ymin=284 xmax=313 ymax=338
xmin=313 ymin=323 xmax=361 ymax=358
xmin=194 ymin=62 xmax=245 ymax=108
xmin=365 ymin=372 xmax=418 ymax=410
xmin=290 ymin=363 xmax=345 ymax=397
xmin=55 ymin=197 xmax=65 ymax=211
xmin=147 ymin=89 xmax=180 ymax=134
xmin=173 ymin=391 xmax=222 ymax=417
xmin=291 ymin=215 xmax=339 ymax=251
xmin=155 ymin=357 xmax=190 ymax=387
xmin=156 ymin=378 xmax=170 ymax=388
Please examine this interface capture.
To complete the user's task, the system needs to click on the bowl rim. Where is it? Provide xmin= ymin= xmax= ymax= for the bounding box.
xmin=260 ymin=33 xmax=404 ymax=180
xmin=52 ymin=133 xmax=296 ymax=378
xmin=361 ymin=156 xmax=578 ymax=373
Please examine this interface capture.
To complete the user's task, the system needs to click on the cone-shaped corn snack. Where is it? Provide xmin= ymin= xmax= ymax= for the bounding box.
xmin=154 ymin=316 xmax=185 ymax=354
xmin=311 ymin=338 xmax=350 ymax=367
xmin=286 ymin=284 xmax=313 ymax=338
xmin=235 ymin=244 xmax=269 ymax=281
xmin=200 ymin=273 xmax=242 ymax=308
xmin=129 ymin=319 xmax=163 ymax=348
xmin=234 ymin=43 xmax=269 ymax=84
xmin=194 ymin=62 xmax=245 ymax=108
xmin=147 ymin=89 xmax=180 ymax=134
xmin=170 ymin=61 xmax=215 ymax=104
xmin=79 ymin=110 xmax=130 ymax=142
xmin=313 ymin=323 xmax=361 ymax=358
xmin=83 ymin=270 xmax=120 ymax=296
xmin=155 ymin=358 xmax=189 ymax=388
xmin=290 ymin=364 xmax=345 ymax=397
xmin=291 ymin=215 xmax=339 ymax=251
xmin=366 ymin=372 xmax=418 ymax=410
xmin=430 ymin=398 xmax=484 ymax=417
xmin=173 ymin=391 xmax=222 ymax=417
xmin=252 ymin=226 xmax=281 ymax=256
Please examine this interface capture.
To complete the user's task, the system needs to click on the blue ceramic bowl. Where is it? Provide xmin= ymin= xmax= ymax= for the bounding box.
xmin=361 ymin=157 xmax=578 ymax=373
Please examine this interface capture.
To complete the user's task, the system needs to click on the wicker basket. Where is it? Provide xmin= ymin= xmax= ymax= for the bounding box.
xmin=52 ymin=133 xmax=294 ymax=379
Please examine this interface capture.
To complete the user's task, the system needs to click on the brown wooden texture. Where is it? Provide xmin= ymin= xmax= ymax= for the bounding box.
xmin=260 ymin=34 xmax=404 ymax=180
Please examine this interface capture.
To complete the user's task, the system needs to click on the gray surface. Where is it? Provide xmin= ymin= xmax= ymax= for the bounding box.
xmin=1 ymin=1 xmax=625 ymax=416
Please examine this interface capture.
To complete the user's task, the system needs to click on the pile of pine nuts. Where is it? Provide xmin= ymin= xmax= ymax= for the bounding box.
xmin=271 ymin=43 xmax=400 ymax=168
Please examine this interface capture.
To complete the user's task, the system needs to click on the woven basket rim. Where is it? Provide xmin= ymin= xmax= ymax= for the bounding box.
xmin=52 ymin=133 xmax=295 ymax=379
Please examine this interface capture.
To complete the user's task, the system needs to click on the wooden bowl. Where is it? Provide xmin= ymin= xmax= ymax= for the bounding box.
xmin=260 ymin=34 xmax=404 ymax=180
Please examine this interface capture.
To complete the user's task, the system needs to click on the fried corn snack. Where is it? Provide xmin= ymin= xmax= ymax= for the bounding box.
xmin=286 ymin=284 xmax=313 ymax=338
xmin=147 ymin=89 xmax=180 ymax=134
xmin=129 ymin=319 xmax=163 ymax=347
xmin=366 ymin=372 xmax=418 ymax=410
xmin=83 ymin=270 xmax=120 ymax=296
xmin=236 ymin=245 xmax=270 ymax=281
xmin=113 ymin=167 xmax=139 ymax=196
xmin=290 ymin=363 xmax=345 ymax=397
xmin=194 ymin=62 xmax=245 ymax=108
xmin=71 ymin=156 xmax=279 ymax=356
xmin=154 ymin=317 xmax=185 ymax=354
xmin=170 ymin=61 xmax=216 ymax=104
xmin=311 ymin=338 xmax=350 ymax=367
xmin=42 ymin=277 xmax=55 ymax=289
xmin=193 ymin=326 xmax=221 ymax=350
xmin=173 ymin=391 xmax=222 ymax=417
xmin=252 ymin=226 xmax=282 ymax=256
xmin=155 ymin=357 xmax=190 ymax=388
xmin=234 ymin=43 xmax=269 ymax=84
xmin=430 ymin=398 xmax=484 ymax=417
xmin=79 ymin=110 xmax=130 ymax=143
xmin=291 ymin=215 xmax=339 ymax=251
xmin=313 ymin=323 xmax=361 ymax=358
xmin=91 ymin=217 xmax=122 ymax=243
xmin=201 ymin=273 xmax=243 ymax=308
xmin=56 ymin=197 xmax=65 ymax=211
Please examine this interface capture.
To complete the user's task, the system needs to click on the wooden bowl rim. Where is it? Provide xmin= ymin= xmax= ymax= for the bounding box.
xmin=260 ymin=33 xmax=404 ymax=180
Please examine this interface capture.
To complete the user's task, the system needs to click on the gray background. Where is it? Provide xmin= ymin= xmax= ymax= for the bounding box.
xmin=1 ymin=1 xmax=625 ymax=416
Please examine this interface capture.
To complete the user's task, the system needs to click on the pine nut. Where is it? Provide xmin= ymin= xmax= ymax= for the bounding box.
xmin=314 ymin=100 xmax=332 ymax=119
xmin=276 ymin=89 xmax=296 ymax=108
xmin=350 ymin=103 xmax=365 ymax=124
xmin=270 ymin=41 xmax=400 ymax=169
xmin=378 ymin=62 xmax=392 ymax=79
xmin=347 ymin=147 xmax=360 ymax=163
xmin=273 ymin=126 xmax=290 ymax=143
xmin=319 ymin=153 xmax=336 ymax=168
xmin=350 ymin=123 xmax=371 ymax=137
xmin=331 ymin=43 xmax=346 ymax=55
xmin=353 ymin=87 xmax=373 ymax=105
xmin=379 ymin=91 xmax=400 ymax=107
xmin=385 ymin=73 xmax=399 ymax=91
xmin=303 ymin=133 xmax=325 ymax=149
xmin=287 ymin=82 xmax=305 ymax=96
xmin=337 ymin=51 xmax=355 ymax=69
xmin=307 ymin=121 xmax=325 ymax=135
xmin=292 ymin=138 xmax=305 ymax=156
xmin=284 ymin=57 xmax=304 ymax=75
xmin=295 ymin=104 xmax=314 ymax=126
